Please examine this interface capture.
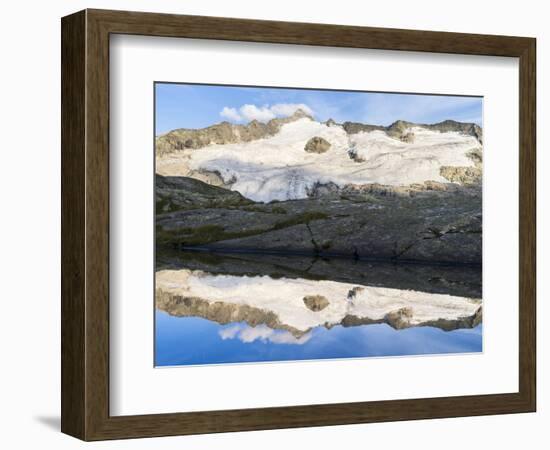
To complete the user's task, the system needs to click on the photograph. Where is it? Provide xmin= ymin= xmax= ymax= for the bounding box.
xmin=154 ymin=83 xmax=483 ymax=367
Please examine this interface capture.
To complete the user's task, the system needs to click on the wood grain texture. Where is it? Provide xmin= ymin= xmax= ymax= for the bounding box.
xmin=61 ymin=8 xmax=537 ymax=441
xmin=518 ymin=39 xmax=537 ymax=410
xmin=61 ymin=10 xmax=86 ymax=439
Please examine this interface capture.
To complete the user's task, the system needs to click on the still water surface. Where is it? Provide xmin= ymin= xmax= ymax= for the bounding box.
xmin=155 ymin=251 xmax=482 ymax=367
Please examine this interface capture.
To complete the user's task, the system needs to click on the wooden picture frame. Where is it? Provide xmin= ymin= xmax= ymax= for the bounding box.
xmin=61 ymin=8 xmax=536 ymax=441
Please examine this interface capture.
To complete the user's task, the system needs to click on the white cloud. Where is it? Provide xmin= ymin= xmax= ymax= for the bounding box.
xmin=239 ymin=104 xmax=276 ymax=122
xmin=219 ymin=103 xmax=315 ymax=123
xmin=220 ymin=106 xmax=242 ymax=122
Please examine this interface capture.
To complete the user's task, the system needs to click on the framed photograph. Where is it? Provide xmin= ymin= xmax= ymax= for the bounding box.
xmin=61 ymin=9 xmax=536 ymax=440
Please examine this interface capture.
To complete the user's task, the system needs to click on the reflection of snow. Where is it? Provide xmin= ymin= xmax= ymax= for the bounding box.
xmin=157 ymin=269 xmax=481 ymax=333
xmin=158 ymin=118 xmax=481 ymax=202
xmin=219 ymin=323 xmax=312 ymax=345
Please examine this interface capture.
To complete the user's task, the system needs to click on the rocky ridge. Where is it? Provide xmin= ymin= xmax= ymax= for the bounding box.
xmin=343 ymin=118 xmax=482 ymax=144
xmin=156 ymin=110 xmax=482 ymax=156
xmin=156 ymin=109 xmax=313 ymax=156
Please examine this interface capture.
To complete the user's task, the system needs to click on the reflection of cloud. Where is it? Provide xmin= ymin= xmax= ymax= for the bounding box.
xmin=218 ymin=324 xmax=241 ymax=340
xmin=219 ymin=324 xmax=312 ymax=345
xmin=269 ymin=331 xmax=312 ymax=345
xmin=238 ymin=324 xmax=274 ymax=342
xmin=219 ymin=103 xmax=314 ymax=123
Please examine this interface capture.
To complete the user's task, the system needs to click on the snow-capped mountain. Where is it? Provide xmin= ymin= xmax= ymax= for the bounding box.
xmin=154 ymin=111 xmax=483 ymax=264
xmin=156 ymin=110 xmax=482 ymax=203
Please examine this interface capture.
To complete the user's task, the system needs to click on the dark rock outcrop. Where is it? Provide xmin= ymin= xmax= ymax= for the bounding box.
xmin=156 ymin=174 xmax=252 ymax=213
xmin=440 ymin=166 xmax=482 ymax=184
xmin=304 ymin=136 xmax=331 ymax=153
xmin=156 ymin=175 xmax=482 ymax=265
xmin=426 ymin=119 xmax=483 ymax=144
xmin=342 ymin=122 xmax=385 ymax=134
xmin=386 ymin=120 xmax=415 ymax=140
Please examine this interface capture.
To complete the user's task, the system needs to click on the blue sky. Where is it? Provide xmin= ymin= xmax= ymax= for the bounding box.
xmin=155 ymin=83 xmax=483 ymax=135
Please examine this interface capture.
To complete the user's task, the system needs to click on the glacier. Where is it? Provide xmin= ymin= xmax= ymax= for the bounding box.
xmin=156 ymin=117 xmax=481 ymax=203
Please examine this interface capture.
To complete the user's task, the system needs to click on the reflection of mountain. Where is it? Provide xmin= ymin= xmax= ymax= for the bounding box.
xmin=157 ymin=250 xmax=482 ymax=298
xmin=155 ymin=111 xmax=482 ymax=264
xmin=156 ymin=268 xmax=482 ymax=337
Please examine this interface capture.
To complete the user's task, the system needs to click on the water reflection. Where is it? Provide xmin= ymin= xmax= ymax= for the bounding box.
xmin=155 ymin=251 xmax=482 ymax=366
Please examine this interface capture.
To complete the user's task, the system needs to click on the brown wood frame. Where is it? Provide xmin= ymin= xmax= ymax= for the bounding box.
xmin=61 ymin=8 xmax=536 ymax=441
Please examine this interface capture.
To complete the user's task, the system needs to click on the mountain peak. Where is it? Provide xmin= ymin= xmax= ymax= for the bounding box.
xmin=290 ymin=108 xmax=313 ymax=120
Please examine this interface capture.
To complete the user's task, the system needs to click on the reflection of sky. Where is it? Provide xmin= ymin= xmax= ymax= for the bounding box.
xmin=155 ymin=311 xmax=482 ymax=367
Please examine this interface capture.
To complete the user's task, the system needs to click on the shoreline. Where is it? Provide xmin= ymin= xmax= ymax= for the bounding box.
xmin=160 ymin=245 xmax=483 ymax=269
